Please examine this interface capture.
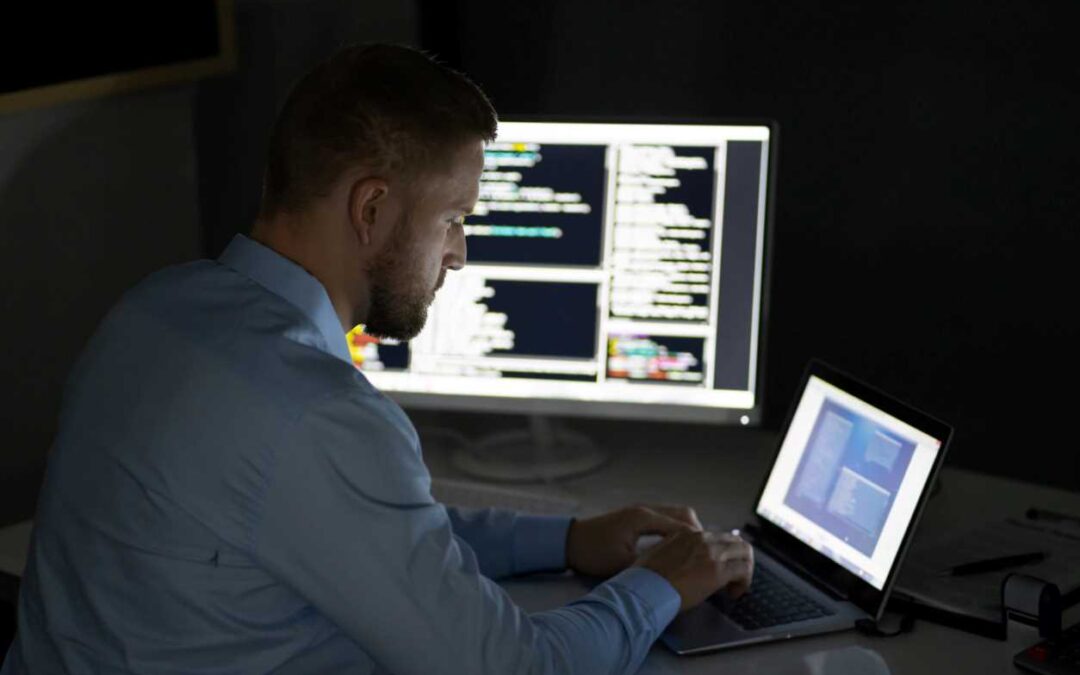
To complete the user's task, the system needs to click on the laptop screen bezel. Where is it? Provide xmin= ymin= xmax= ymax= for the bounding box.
xmin=751 ymin=359 xmax=952 ymax=619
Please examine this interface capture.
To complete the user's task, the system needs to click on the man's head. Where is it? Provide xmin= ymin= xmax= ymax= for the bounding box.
xmin=252 ymin=44 xmax=496 ymax=340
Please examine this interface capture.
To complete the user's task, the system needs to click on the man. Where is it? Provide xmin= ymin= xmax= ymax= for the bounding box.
xmin=2 ymin=44 xmax=752 ymax=674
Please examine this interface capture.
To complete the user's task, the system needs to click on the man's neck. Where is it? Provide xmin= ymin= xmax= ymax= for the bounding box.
xmin=249 ymin=215 xmax=367 ymax=333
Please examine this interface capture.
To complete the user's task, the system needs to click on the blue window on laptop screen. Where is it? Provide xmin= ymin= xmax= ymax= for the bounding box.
xmin=783 ymin=399 xmax=917 ymax=556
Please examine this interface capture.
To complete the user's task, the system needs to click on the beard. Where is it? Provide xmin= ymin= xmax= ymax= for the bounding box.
xmin=362 ymin=220 xmax=439 ymax=342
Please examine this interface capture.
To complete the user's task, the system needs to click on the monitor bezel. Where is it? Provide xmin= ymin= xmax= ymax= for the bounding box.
xmin=382 ymin=115 xmax=780 ymax=427
xmin=751 ymin=359 xmax=953 ymax=620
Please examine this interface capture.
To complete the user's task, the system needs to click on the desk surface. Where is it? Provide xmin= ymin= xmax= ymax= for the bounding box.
xmin=2 ymin=425 xmax=1077 ymax=674
xmin=421 ymin=424 xmax=1080 ymax=675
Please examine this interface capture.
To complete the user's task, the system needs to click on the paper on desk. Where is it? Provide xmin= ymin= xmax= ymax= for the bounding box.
xmin=894 ymin=517 xmax=1080 ymax=622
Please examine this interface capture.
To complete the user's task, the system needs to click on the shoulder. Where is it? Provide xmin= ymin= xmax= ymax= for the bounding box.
xmin=299 ymin=381 xmax=422 ymax=464
xmin=271 ymin=382 xmax=429 ymax=506
xmin=122 ymin=259 xmax=229 ymax=304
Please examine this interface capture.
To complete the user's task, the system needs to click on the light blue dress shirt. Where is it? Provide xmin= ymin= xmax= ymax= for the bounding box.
xmin=2 ymin=234 xmax=680 ymax=674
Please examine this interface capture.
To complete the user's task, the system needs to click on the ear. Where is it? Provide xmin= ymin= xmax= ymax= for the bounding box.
xmin=347 ymin=177 xmax=390 ymax=247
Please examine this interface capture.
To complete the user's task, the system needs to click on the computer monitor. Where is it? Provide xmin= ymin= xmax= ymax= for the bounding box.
xmin=349 ymin=119 xmax=776 ymax=478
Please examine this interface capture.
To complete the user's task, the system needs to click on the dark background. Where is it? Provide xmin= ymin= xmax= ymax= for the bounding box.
xmin=2 ymin=0 xmax=1077 ymax=538
xmin=0 ymin=0 xmax=1077 ymax=656
xmin=1 ymin=4 xmax=221 ymax=93
xmin=420 ymin=0 xmax=1078 ymax=490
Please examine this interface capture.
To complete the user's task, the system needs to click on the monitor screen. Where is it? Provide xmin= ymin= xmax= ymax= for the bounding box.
xmin=755 ymin=374 xmax=945 ymax=590
xmin=352 ymin=120 xmax=774 ymax=424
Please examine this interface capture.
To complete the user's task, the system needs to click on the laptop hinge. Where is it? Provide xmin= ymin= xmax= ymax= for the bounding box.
xmin=744 ymin=522 xmax=849 ymax=602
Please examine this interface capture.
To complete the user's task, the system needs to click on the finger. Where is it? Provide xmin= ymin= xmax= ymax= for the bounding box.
xmin=723 ymin=559 xmax=755 ymax=598
xmin=725 ymin=577 xmax=752 ymax=599
xmin=703 ymin=531 xmax=742 ymax=545
xmin=629 ymin=505 xmax=698 ymax=537
xmin=643 ymin=504 xmax=704 ymax=531
xmin=725 ymin=555 xmax=754 ymax=578
xmin=715 ymin=542 xmax=753 ymax=563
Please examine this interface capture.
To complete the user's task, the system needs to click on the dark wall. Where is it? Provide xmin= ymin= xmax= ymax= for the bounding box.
xmin=0 ymin=0 xmax=419 ymax=528
xmin=197 ymin=0 xmax=419 ymax=258
xmin=419 ymin=0 xmax=1079 ymax=490
xmin=0 ymin=88 xmax=202 ymax=526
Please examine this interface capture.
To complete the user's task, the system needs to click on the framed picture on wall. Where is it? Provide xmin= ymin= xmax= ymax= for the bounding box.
xmin=0 ymin=1 xmax=236 ymax=114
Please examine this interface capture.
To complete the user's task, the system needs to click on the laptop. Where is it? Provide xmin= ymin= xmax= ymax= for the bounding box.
xmin=660 ymin=360 xmax=953 ymax=655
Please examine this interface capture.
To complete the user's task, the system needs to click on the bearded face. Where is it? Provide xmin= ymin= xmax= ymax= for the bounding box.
xmin=355 ymin=139 xmax=480 ymax=341
xmin=362 ymin=213 xmax=441 ymax=341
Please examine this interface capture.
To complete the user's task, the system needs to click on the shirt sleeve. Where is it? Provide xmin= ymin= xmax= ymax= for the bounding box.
xmin=252 ymin=389 xmax=681 ymax=675
xmin=445 ymin=507 xmax=573 ymax=580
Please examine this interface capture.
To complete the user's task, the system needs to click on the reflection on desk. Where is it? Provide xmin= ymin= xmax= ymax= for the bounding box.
xmin=640 ymin=645 xmax=890 ymax=675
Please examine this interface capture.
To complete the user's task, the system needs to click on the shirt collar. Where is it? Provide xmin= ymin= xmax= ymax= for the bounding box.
xmin=218 ymin=234 xmax=352 ymax=365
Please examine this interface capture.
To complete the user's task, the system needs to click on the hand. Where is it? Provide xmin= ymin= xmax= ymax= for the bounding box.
xmin=633 ymin=530 xmax=754 ymax=613
xmin=565 ymin=504 xmax=703 ymax=578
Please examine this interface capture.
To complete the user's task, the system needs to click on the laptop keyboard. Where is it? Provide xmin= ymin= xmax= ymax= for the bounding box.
xmin=711 ymin=564 xmax=835 ymax=630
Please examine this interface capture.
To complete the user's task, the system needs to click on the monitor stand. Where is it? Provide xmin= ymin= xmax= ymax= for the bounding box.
xmin=449 ymin=414 xmax=609 ymax=483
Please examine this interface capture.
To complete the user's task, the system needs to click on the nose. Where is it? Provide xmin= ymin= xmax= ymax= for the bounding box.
xmin=444 ymin=222 xmax=467 ymax=271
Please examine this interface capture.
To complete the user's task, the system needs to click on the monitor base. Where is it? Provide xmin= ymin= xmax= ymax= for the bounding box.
xmin=449 ymin=416 xmax=609 ymax=483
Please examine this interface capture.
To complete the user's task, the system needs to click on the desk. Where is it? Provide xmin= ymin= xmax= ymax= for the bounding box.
xmin=422 ymin=425 xmax=1080 ymax=675
xmin=1 ymin=426 xmax=1077 ymax=674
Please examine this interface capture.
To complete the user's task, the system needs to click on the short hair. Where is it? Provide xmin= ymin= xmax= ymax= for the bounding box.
xmin=259 ymin=43 xmax=498 ymax=216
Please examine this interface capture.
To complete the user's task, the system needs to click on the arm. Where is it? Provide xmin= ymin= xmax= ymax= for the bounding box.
xmin=445 ymin=506 xmax=573 ymax=580
xmin=252 ymin=390 xmax=679 ymax=675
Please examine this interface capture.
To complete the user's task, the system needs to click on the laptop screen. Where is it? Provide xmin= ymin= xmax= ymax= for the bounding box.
xmin=755 ymin=374 xmax=945 ymax=590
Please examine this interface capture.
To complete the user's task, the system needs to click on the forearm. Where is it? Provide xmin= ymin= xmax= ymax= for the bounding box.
xmin=446 ymin=506 xmax=572 ymax=579
xmin=261 ymin=483 xmax=679 ymax=675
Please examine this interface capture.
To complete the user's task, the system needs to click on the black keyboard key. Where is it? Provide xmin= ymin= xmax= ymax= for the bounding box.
xmin=714 ymin=565 xmax=835 ymax=630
